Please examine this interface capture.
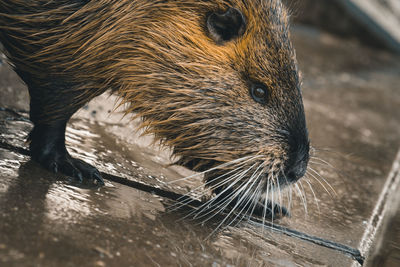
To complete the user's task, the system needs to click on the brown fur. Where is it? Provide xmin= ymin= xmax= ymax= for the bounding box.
xmin=0 ymin=0 xmax=308 ymax=188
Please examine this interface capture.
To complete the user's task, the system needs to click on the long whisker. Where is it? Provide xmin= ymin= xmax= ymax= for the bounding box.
xmin=304 ymin=178 xmax=320 ymax=215
xmin=309 ymin=156 xmax=335 ymax=169
xmin=226 ymin=170 xmax=264 ymax=228
xmin=193 ymin=162 xmax=261 ymax=222
xmin=287 ymin=184 xmax=293 ymax=213
xmin=185 ymin=165 xmax=254 ymax=220
xmin=308 ymin=160 xmax=332 ymax=168
xmin=276 ymin=174 xmax=283 ymax=212
xmin=207 ymin=165 xmax=264 ymax=236
xmin=295 ymin=183 xmax=307 ymax=215
xmin=247 ymin=175 xmax=265 ymax=220
xmin=169 ymin=161 xmax=253 ymax=211
xmin=170 ymin=171 xmax=243 ymax=214
xmin=261 ymin=179 xmax=270 ymax=235
xmin=192 ymin=176 xmax=248 ymax=221
xmin=308 ymin=167 xmax=337 ymax=196
xmin=202 ymin=163 xmax=265 ymax=224
xmin=235 ymin=167 xmax=266 ymax=225
xmin=306 ymin=170 xmax=332 ymax=197
xmin=279 ymin=165 xmax=289 ymax=212
xmin=298 ymin=180 xmax=308 ymax=216
xmin=167 ymin=155 xmax=262 ymax=184
xmin=271 ymin=175 xmax=275 ymax=226
xmin=306 ymin=169 xmax=336 ymax=198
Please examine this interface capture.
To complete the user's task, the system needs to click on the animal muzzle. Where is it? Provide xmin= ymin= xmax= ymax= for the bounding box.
xmin=284 ymin=140 xmax=310 ymax=183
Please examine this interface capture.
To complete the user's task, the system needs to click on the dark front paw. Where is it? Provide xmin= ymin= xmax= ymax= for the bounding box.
xmin=49 ymin=154 xmax=104 ymax=185
xmin=252 ymin=201 xmax=290 ymax=219
xmin=29 ymin=123 xmax=104 ymax=185
xmin=33 ymin=150 xmax=104 ymax=185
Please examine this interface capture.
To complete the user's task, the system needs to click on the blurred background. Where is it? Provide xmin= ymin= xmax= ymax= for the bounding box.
xmin=285 ymin=0 xmax=400 ymax=53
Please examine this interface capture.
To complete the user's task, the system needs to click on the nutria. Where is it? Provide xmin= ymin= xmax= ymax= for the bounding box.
xmin=0 ymin=0 xmax=309 ymax=220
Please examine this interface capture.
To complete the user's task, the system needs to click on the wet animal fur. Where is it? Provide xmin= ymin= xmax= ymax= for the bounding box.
xmin=0 ymin=0 xmax=308 ymax=191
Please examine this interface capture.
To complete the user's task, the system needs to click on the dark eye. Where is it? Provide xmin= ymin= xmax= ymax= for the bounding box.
xmin=250 ymin=83 xmax=268 ymax=104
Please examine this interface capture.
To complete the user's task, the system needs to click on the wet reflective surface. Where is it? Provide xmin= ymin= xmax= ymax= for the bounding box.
xmin=1 ymin=25 xmax=399 ymax=266
xmin=0 ymin=149 xmax=354 ymax=267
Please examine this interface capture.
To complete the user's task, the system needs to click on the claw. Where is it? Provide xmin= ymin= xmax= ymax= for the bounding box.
xmin=76 ymin=171 xmax=83 ymax=183
xmin=252 ymin=201 xmax=290 ymax=219
xmin=29 ymin=122 xmax=104 ymax=186
xmin=93 ymin=171 xmax=104 ymax=186
xmin=50 ymin=162 xmax=58 ymax=173
xmin=272 ymin=204 xmax=290 ymax=217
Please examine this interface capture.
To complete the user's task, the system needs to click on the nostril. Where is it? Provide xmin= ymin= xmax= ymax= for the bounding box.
xmin=286 ymin=170 xmax=298 ymax=182
xmin=286 ymin=161 xmax=307 ymax=183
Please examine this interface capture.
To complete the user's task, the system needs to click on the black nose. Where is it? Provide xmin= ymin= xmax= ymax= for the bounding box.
xmin=283 ymin=114 xmax=310 ymax=183
xmin=285 ymin=142 xmax=309 ymax=183
xmin=286 ymin=158 xmax=308 ymax=182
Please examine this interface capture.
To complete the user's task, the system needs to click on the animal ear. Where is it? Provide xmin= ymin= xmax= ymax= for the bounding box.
xmin=207 ymin=7 xmax=246 ymax=44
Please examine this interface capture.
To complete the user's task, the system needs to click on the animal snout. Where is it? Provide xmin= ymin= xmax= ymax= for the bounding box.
xmin=285 ymin=157 xmax=308 ymax=182
xmin=285 ymin=142 xmax=309 ymax=183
